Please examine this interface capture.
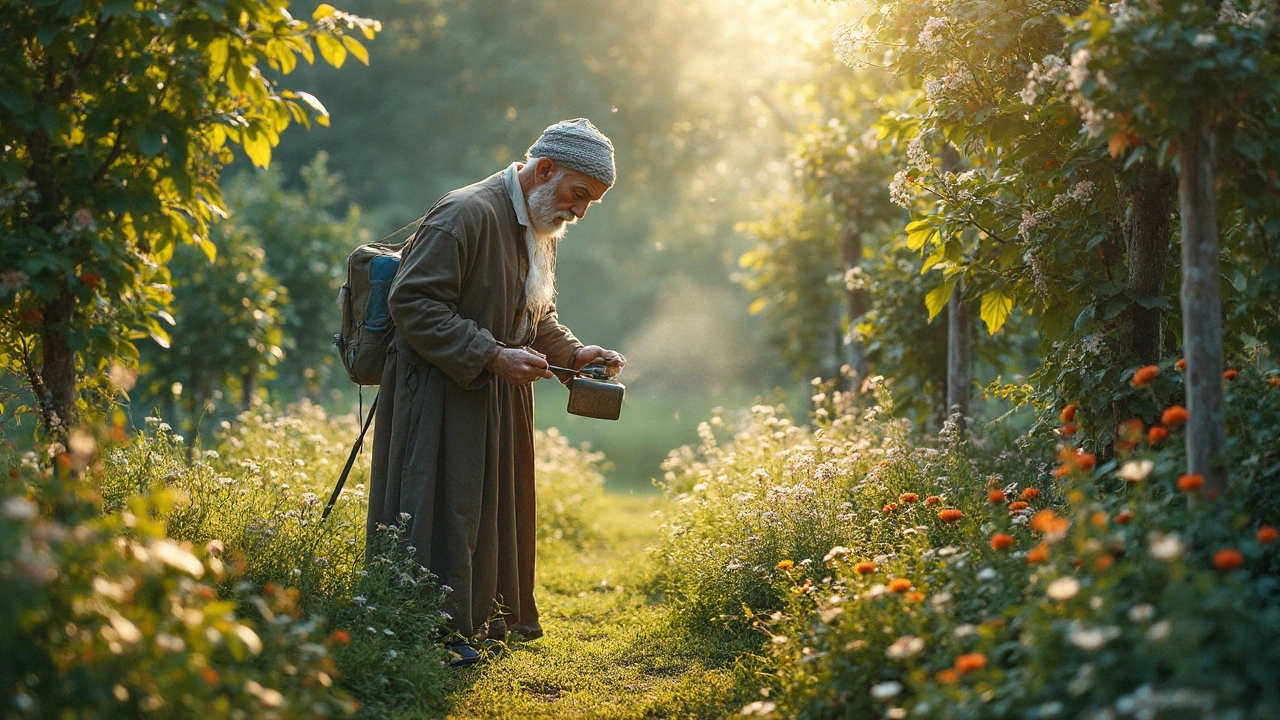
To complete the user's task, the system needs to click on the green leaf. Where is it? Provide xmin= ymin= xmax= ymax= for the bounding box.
xmin=925 ymin=276 xmax=959 ymax=321
xmin=315 ymin=33 xmax=347 ymax=68
xmin=313 ymin=3 xmax=337 ymax=20
xmin=980 ymin=287 xmax=1014 ymax=334
xmin=342 ymin=36 xmax=369 ymax=65
xmin=240 ymin=127 xmax=272 ymax=168
xmin=207 ymin=38 xmax=229 ymax=80
xmin=196 ymin=237 xmax=217 ymax=262
xmin=905 ymin=219 xmax=937 ymax=251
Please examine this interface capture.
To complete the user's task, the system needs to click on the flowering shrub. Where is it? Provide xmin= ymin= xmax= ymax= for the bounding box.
xmin=658 ymin=362 xmax=1280 ymax=718
xmin=653 ymin=380 xmax=1047 ymax=638
xmin=4 ymin=400 xmax=613 ymax=717
xmin=1 ymin=457 xmax=359 ymax=718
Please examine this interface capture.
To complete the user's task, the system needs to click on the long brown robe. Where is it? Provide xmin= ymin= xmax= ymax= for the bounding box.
xmin=366 ymin=170 xmax=582 ymax=637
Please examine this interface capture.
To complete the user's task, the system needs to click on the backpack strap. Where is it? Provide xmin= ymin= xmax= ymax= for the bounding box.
xmin=322 ymin=391 xmax=378 ymax=521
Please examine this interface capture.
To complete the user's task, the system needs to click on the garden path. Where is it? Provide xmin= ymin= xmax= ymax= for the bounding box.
xmin=442 ymin=493 xmax=753 ymax=719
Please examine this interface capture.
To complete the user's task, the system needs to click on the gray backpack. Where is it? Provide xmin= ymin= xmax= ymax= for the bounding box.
xmin=334 ymin=218 xmax=424 ymax=385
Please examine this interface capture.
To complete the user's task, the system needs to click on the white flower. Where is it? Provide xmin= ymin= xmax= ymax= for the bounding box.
xmin=906 ymin=137 xmax=931 ymax=171
xmin=1147 ymin=620 xmax=1171 ymax=641
xmin=888 ymin=169 xmax=915 ymax=208
xmin=1193 ymin=32 xmax=1217 ymax=47
xmin=1148 ymin=532 xmax=1186 ymax=561
xmin=235 ymin=625 xmax=263 ymax=655
xmin=954 ymin=624 xmax=977 ymax=638
xmin=741 ymin=700 xmax=777 ymax=717
xmin=886 ymin=635 xmax=925 ymax=659
xmin=1067 ymin=623 xmax=1120 ymax=651
xmin=917 ymin=16 xmax=950 ymax=52
xmin=1046 ymin=577 xmax=1081 ymax=601
xmin=1118 ymin=460 xmax=1154 ymax=482
xmin=1 ymin=496 xmax=38 ymax=521
xmin=1019 ymin=83 xmax=1038 ymax=105
xmin=977 ymin=567 xmax=997 ymax=581
xmin=871 ymin=681 xmax=904 ymax=700
xmin=1128 ymin=604 xmax=1155 ymax=623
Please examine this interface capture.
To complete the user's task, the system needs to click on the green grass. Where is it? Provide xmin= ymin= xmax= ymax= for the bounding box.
xmin=442 ymin=492 xmax=760 ymax=719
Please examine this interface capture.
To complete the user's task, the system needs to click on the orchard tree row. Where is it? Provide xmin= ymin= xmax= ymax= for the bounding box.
xmin=0 ymin=0 xmax=378 ymax=442
xmin=740 ymin=0 xmax=1280 ymax=490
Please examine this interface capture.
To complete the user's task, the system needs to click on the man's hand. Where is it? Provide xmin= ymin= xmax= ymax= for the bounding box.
xmin=573 ymin=345 xmax=627 ymax=377
xmin=487 ymin=347 xmax=554 ymax=385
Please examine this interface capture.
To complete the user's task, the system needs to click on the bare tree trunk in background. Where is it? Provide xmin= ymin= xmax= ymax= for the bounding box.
xmin=1127 ymin=162 xmax=1176 ymax=365
xmin=1178 ymin=107 xmax=1228 ymax=492
xmin=38 ymin=293 xmax=77 ymax=444
xmin=940 ymin=144 xmax=970 ymax=426
xmin=241 ymin=368 xmax=257 ymax=412
xmin=947 ymin=278 xmax=971 ymax=423
xmin=841 ymin=218 xmax=870 ymax=390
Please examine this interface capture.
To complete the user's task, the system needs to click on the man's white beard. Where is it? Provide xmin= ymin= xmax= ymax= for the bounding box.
xmin=523 ymin=175 xmax=573 ymax=321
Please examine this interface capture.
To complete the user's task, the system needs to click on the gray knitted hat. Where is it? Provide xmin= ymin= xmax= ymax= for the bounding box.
xmin=527 ymin=118 xmax=616 ymax=187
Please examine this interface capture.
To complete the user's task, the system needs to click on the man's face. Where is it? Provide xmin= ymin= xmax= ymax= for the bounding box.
xmin=532 ymin=160 xmax=608 ymax=232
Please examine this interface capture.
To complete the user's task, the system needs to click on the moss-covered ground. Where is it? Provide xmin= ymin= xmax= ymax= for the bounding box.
xmin=443 ymin=493 xmax=758 ymax=719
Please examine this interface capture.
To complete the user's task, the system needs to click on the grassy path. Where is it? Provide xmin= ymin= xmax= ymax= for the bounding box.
xmin=443 ymin=493 xmax=756 ymax=719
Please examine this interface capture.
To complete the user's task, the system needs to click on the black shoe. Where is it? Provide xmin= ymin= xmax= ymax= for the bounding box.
xmin=446 ymin=642 xmax=482 ymax=668
xmin=485 ymin=619 xmax=507 ymax=643
xmin=509 ymin=623 xmax=544 ymax=640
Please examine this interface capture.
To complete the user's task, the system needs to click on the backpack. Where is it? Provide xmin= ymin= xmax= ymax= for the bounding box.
xmin=334 ymin=218 xmax=425 ymax=385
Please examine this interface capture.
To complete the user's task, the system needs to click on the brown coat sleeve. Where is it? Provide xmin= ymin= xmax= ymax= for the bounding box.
xmin=529 ymin=305 xmax=584 ymax=368
xmin=388 ymin=225 xmax=497 ymax=388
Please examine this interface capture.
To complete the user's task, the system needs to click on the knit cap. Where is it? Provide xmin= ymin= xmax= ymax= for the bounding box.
xmin=527 ymin=118 xmax=616 ymax=187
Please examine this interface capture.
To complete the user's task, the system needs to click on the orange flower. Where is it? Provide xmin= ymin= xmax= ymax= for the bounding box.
xmin=988 ymin=489 xmax=1006 ymax=504
xmin=1008 ymin=501 xmax=1029 ymax=512
xmin=938 ymin=508 xmax=963 ymax=523
xmin=900 ymin=492 xmax=919 ymax=504
xmin=1115 ymin=511 xmax=1133 ymax=524
xmin=1030 ymin=509 xmax=1070 ymax=538
xmin=1177 ymin=474 xmax=1205 ymax=493
xmin=1021 ymin=488 xmax=1040 ymax=501
xmin=776 ymin=559 xmax=794 ymax=570
xmin=1118 ymin=417 xmax=1144 ymax=440
xmin=854 ymin=561 xmax=877 ymax=575
xmin=937 ymin=669 xmax=960 ymax=684
xmin=1213 ymin=548 xmax=1244 ymax=571
xmin=1223 ymin=369 xmax=1238 ymax=380
xmin=1148 ymin=425 xmax=1169 ymax=444
xmin=79 ymin=273 xmax=101 ymax=290
xmin=924 ymin=495 xmax=942 ymax=507
xmin=1175 ymin=358 xmax=1186 ymax=371
xmin=1027 ymin=544 xmax=1050 ymax=564
xmin=1132 ymin=365 xmax=1160 ymax=387
xmin=1060 ymin=404 xmax=1077 ymax=423
xmin=883 ymin=502 xmax=899 ymax=514
xmin=888 ymin=578 xmax=913 ymax=593
xmin=200 ymin=667 xmax=220 ymax=684
xmin=1162 ymin=405 xmax=1189 ymax=427
xmin=954 ymin=653 xmax=987 ymax=674
xmin=1258 ymin=525 xmax=1278 ymax=545
xmin=1061 ymin=423 xmax=1079 ymax=436
xmin=1090 ymin=511 xmax=1108 ymax=528
xmin=329 ymin=629 xmax=351 ymax=645
xmin=1269 ymin=377 xmax=1280 ymax=388
xmin=1095 ymin=555 xmax=1114 ymax=571
xmin=907 ymin=591 xmax=925 ymax=602
xmin=990 ymin=533 xmax=1014 ymax=551
xmin=1076 ymin=451 xmax=1097 ymax=472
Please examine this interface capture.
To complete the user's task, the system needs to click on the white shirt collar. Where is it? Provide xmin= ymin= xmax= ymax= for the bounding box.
xmin=502 ymin=162 xmax=533 ymax=230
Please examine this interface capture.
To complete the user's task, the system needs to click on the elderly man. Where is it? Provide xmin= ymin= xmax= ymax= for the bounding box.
xmin=366 ymin=119 xmax=625 ymax=666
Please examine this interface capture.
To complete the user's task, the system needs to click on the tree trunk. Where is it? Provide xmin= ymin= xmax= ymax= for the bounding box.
xmin=241 ymin=367 xmax=257 ymax=412
xmin=946 ymin=278 xmax=972 ymax=423
xmin=1178 ymin=106 xmax=1228 ymax=492
xmin=841 ymin=218 xmax=870 ymax=388
xmin=38 ymin=292 xmax=77 ymax=444
xmin=1127 ymin=162 xmax=1176 ymax=365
